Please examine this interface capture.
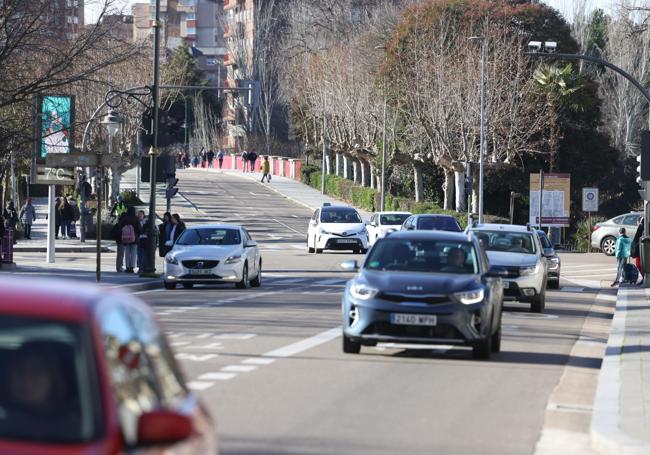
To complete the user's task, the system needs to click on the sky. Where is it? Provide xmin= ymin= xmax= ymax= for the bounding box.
xmin=84 ymin=0 xmax=618 ymax=25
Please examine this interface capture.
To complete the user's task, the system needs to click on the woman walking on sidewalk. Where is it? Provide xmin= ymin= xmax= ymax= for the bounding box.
xmin=612 ymin=227 xmax=632 ymax=287
xmin=19 ymin=198 xmax=36 ymax=240
xmin=58 ymin=197 xmax=73 ymax=239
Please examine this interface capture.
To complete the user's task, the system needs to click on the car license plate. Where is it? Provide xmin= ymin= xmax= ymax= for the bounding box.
xmin=503 ymin=281 xmax=510 ymax=289
xmin=190 ymin=268 xmax=213 ymax=275
xmin=338 ymin=239 xmax=357 ymax=243
xmin=390 ymin=313 xmax=437 ymax=326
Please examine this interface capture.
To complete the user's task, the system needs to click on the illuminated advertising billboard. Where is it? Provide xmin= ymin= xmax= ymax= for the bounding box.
xmin=40 ymin=95 xmax=73 ymax=157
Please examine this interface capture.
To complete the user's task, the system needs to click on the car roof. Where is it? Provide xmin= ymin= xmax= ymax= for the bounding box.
xmin=376 ymin=211 xmax=411 ymax=215
xmin=185 ymin=223 xmax=243 ymax=230
xmin=0 ymin=276 xmax=124 ymax=323
xmin=413 ymin=214 xmax=456 ymax=218
xmin=386 ymin=230 xmax=472 ymax=242
xmin=470 ymin=223 xmax=532 ymax=233
xmin=322 ymin=206 xmax=357 ymax=212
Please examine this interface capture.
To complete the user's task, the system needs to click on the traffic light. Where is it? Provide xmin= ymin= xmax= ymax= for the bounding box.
xmin=166 ymin=172 xmax=179 ymax=199
xmin=141 ymin=109 xmax=172 ymax=149
xmin=639 ymin=130 xmax=650 ymax=183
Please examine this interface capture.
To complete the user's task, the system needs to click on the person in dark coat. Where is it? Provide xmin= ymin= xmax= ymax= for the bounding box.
xmin=207 ymin=149 xmax=215 ymax=168
xmin=158 ymin=212 xmax=173 ymax=257
xmin=3 ymin=201 xmax=19 ymax=232
xmin=248 ymin=149 xmax=258 ymax=173
xmin=632 ymin=217 xmax=645 ymax=278
xmin=117 ymin=206 xmax=140 ymax=273
xmin=165 ymin=214 xmax=186 ymax=250
xmin=19 ymin=198 xmax=37 ymax=240
xmin=58 ymin=197 xmax=74 ymax=239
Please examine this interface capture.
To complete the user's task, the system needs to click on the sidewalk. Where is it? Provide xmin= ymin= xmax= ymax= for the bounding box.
xmin=591 ymin=286 xmax=650 ymax=454
xmin=197 ymin=167 xmax=373 ymax=218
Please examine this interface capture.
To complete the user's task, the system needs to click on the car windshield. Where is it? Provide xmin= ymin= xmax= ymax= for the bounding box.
xmin=0 ymin=316 xmax=101 ymax=444
xmin=417 ymin=216 xmax=461 ymax=232
xmin=380 ymin=214 xmax=411 ymax=225
xmin=538 ymin=233 xmax=552 ymax=249
xmin=472 ymin=230 xmax=537 ymax=254
xmin=365 ymin=239 xmax=479 ymax=274
xmin=177 ymin=228 xmax=241 ymax=246
xmin=321 ymin=209 xmax=362 ymax=224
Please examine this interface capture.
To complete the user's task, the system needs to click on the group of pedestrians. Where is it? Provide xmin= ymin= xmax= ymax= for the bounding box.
xmin=158 ymin=212 xmax=186 ymax=258
xmin=55 ymin=196 xmax=80 ymax=240
xmin=240 ymin=149 xmax=259 ymax=173
xmin=193 ymin=148 xmax=225 ymax=169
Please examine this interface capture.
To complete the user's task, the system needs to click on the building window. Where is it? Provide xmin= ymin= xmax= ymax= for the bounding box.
xmin=67 ymin=16 xmax=73 ymax=24
xmin=206 ymin=59 xmax=217 ymax=66
xmin=73 ymin=16 xmax=79 ymax=24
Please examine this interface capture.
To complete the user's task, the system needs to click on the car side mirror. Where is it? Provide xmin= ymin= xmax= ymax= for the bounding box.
xmin=486 ymin=266 xmax=509 ymax=278
xmin=244 ymin=240 xmax=257 ymax=248
xmin=407 ymin=225 xmax=415 ymax=231
xmin=137 ymin=410 xmax=193 ymax=446
xmin=341 ymin=259 xmax=359 ymax=271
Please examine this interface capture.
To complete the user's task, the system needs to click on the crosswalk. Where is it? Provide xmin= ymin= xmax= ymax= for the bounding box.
xmin=560 ymin=262 xmax=618 ymax=288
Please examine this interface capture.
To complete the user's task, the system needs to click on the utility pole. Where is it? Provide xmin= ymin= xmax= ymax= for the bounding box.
xmin=478 ymin=39 xmax=487 ymax=224
xmin=321 ymin=115 xmax=326 ymax=194
xmin=144 ymin=0 xmax=162 ymax=275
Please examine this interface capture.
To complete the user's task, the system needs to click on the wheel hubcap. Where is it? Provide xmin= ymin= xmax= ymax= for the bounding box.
xmin=603 ymin=239 xmax=615 ymax=254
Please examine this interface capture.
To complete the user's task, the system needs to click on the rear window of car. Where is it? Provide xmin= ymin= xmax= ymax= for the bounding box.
xmin=622 ymin=215 xmax=641 ymax=226
xmin=0 ymin=316 xmax=102 ymax=444
xmin=177 ymin=228 xmax=241 ymax=245
xmin=320 ymin=209 xmax=362 ymax=224
xmin=380 ymin=214 xmax=411 ymax=225
xmin=365 ymin=239 xmax=479 ymax=274
xmin=416 ymin=216 xmax=461 ymax=232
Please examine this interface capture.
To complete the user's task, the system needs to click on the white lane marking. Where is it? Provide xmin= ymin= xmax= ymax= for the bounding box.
xmin=199 ymin=372 xmax=237 ymax=381
xmin=272 ymin=218 xmax=305 ymax=235
xmin=214 ymin=333 xmax=256 ymax=340
xmin=175 ymin=353 xmax=218 ymax=362
xmin=274 ymin=278 xmax=308 ymax=284
xmin=502 ymin=324 xmax=521 ymax=331
xmin=170 ymin=341 xmax=191 ymax=347
xmin=196 ymin=343 xmax=225 ymax=350
xmin=316 ymin=278 xmax=347 ymax=285
xmin=262 ymin=327 xmax=341 ymax=358
xmin=563 ymin=272 xmax=615 ymax=278
xmin=133 ymin=288 xmax=167 ymax=295
xmin=196 ymin=333 xmax=212 ymax=339
xmin=242 ymin=357 xmax=276 ymax=365
xmin=560 ymin=287 xmax=585 ymax=292
xmin=167 ymin=332 xmax=185 ymax=338
xmin=187 ymin=381 xmax=215 ymax=391
xmin=222 ymin=365 xmax=258 ymax=373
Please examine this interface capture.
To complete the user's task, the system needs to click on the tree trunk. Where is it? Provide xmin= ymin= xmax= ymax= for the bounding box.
xmin=454 ymin=170 xmax=466 ymax=212
xmin=352 ymin=160 xmax=360 ymax=184
xmin=335 ymin=152 xmax=342 ymax=177
xmin=360 ymin=160 xmax=368 ymax=187
xmin=413 ymin=164 xmax=424 ymax=202
xmin=343 ymin=155 xmax=350 ymax=179
xmin=443 ymin=169 xmax=454 ymax=210
xmin=369 ymin=164 xmax=376 ymax=189
xmin=325 ymin=153 xmax=333 ymax=174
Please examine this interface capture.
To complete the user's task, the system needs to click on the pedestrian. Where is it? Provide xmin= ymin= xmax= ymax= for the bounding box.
xmin=3 ymin=201 xmax=19 ymax=243
xmin=164 ymin=213 xmax=186 ymax=250
xmin=261 ymin=156 xmax=272 ymax=183
xmin=207 ymin=149 xmax=215 ymax=168
xmin=69 ymin=198 xmax=80 ymax=239
xmin=241 ymin=150 xmax=249 ymax=172
xmin=136 ymin=209 xmax=148 ymax=272
xmin=183 ymin=153 xmax=190 ymax=168
xmin=158 ymin=212 xmax=173 ymax=257
xmin=54 ymin=197 xmax=61 ymax=239
xmin=111 ymin=213 xmax=126 ymax=272
xmin=217 ymin=150 xmax=224 ymax=169
xmin=19 ymin=198 xmax=36 ymax=240
xmin=612 ymin=227 xmax=633 ymax=287
xmin=249 ymin=149 xmax=258 ymax=173
xmin=200 ymin=147 xmax=207 ymax=168
xmin=191 ymin=155 xmax=199 ymax=168
xmin=109 ymin=195 xmax=128 ymax=219
xmin=632 ymin=218 xmax=645 ymax=278
xmin=58 ymin=197 xmax=73 ymax=240
xmin=118 ymin=206 xmax=140 ymax=274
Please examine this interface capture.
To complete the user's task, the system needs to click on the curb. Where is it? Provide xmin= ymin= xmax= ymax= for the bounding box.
xmin=590 ymin=287 xmax=650 ymax=455
xmin=14 ymin=246 xmax=112 ymax=253
xmin=107 ymin=280 xmax=163 ymax=292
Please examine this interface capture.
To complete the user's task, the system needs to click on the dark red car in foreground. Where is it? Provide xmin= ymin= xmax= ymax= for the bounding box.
xmin=0 ymin=277 xmax=218 ymax=454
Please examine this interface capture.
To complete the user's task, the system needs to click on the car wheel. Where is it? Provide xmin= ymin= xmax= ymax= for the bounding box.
xmin=316 ymin=247 xmax=323 ymax=254
xmin=251 ymin=260 xmax=262 ymax=287
xmin=531 ymin=289 xmax=545 ymax=313
xmin=182 ymin=283 xmax=194 ymax=289
xmin=548 ymin=279 xmax=560 ymax=289
xmin=236 ymin=263 xmax=249 ymax=289
xmin=164 ymin=281 xmax=176 ymax=290
xmin=472 ymin=334 xmax=492 ymax=360
xmin=491 ymin=326 xmax=501 ymax=353
xmin=601 ymin=236 xmax=616 ymax=256
xmin=342 ymin=334 xmax=361 ymax=354
xmin=361 ymin=248 xmax=368 ymax=254
xmin=308 ymin=238 xmax=314 ymax=253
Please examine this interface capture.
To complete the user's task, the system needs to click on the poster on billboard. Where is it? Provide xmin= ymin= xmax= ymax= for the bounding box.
xmin=529 ymin=173 xmax=571 ymax=226
xmin=32 ymin=95 xmax=75 ymax=184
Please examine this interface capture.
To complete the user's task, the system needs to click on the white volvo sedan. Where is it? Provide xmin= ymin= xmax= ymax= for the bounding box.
xmin=163 ymin=224 xmax=262 ymax=290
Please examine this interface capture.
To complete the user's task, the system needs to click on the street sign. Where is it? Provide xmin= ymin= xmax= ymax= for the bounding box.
xmin=34 ymin=166 xmax=75 ymax=185
xmin=45 ymin=152 xmax=124 ymax=168
xmin=582 ymin=187 xmax=599 ymax=212
xmin=529 ymin=173 xmax=571 ymax=226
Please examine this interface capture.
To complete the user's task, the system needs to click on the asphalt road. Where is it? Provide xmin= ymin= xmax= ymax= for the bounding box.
xmin=135 ymin=169 xmax=618 ymax=455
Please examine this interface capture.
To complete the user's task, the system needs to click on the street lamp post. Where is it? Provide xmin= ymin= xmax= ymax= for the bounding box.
xmin=98 ymin=110 xmax=122 ymax=282
xmin=375 ymin=45 xmax=388 ymax=211
xmin=469 ymin=36 xmax=487 ymax=224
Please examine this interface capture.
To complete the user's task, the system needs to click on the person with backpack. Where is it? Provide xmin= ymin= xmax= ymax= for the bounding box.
xmin=118 ymin=206 xmax=140 ymax=274
xmin=248 ymin=149 xmax=258 ymax=173
xmin=631 ymin=218 xmax=645 ymax=278
xmin=241 ymin=150 xmax=249 ymax=172
xmin=19 ymin=198 xmax=36 ymax=240
xmin=207 ymin=149 xmax=215 ymax=168
xmin=261 ymin=156 xmax=271 ymax=183
xmin=612 ymin=227 xmax=633 ymax=286
xmin=217 ymin=150 xmax=224 ymax=169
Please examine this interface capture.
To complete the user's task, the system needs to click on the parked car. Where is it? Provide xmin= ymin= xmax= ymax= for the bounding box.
xmin=467 ymin=223 xmax=547 ymax=312
xmin=537 ymin=230 xmax=561 ymax=289
xmin=401 ymin=214 xmax=462 ymax=232
xmin=0 ymin=277 xmax=218 ymax=454
xmin=164 ymin=224 xmax=262 ymax=290
xmin=307 ymin=204 xmax=369 ymax=254
xmin=341 ymin=230 xmax=505 ymax=359
xmin=366 ymin=211 xmax=412 ymax=246
xmin=591 ymin=212 xmax=643 ymax=256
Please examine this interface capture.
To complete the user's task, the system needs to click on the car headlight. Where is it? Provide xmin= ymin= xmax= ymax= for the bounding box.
xmin=360 ymin=227 xmax=368 ymax=236
xmin=320 ymin=228 xmax=331 ymax=235
xmin=165 ymin=255 xmax=178 ymax=265
xmin=520 ymin=265 xmax=539 ymax=276
xmin=549 ymin=257 xmax=560 ymax=264
xmin=349 ymin=282 xmax=379 ymax=300
xmin=452 ymin=288 xmax=485 ymax=305
xmin=225 ymin=255 xmax=241 ymax=264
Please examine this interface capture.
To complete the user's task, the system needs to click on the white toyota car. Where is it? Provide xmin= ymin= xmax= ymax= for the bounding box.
xmin=307 ymin=204 xmax=369 ymax=254
xmin=366 ymin=211 xmax=412 ymax=246
xmin=163 ymin=224 xmax=262 ymax=290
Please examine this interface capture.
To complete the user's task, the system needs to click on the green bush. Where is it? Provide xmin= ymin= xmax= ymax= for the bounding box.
xmin=572 ymin=216 xmax=606 ymax=252
xmin=301 ymin=164 xmax=320 ymax=184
